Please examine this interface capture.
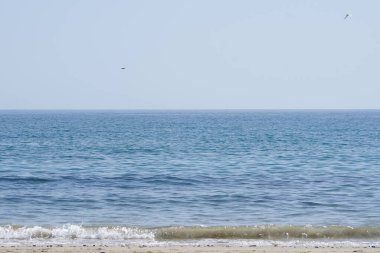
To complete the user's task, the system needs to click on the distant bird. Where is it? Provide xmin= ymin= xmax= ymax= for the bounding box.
xmin=121 ymin=67 xmax=126 ymax=70
xmin=344 ymin=13 xmax=350 ymax=20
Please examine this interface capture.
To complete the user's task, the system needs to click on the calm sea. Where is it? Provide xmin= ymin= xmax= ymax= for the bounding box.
xmin=0 ymin=110 xmax=379 ymax=245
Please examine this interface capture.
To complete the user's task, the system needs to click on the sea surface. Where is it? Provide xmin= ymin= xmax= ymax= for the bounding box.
xmin=0 ymin=110 xmax=379 ymax=245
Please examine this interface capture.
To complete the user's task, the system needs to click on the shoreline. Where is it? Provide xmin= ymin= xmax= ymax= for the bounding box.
xmin=1 ymin=245 xmax=380 ymax=253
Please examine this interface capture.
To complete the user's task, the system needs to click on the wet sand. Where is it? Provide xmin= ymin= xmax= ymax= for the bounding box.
xmin=1 ymin=245 xmax=380 ymax=253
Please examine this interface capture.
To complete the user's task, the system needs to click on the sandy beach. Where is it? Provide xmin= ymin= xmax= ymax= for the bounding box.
xmin=1 ymin=245 xmax=380 ymax=253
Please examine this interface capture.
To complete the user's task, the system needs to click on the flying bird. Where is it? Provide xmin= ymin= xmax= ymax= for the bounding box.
xmin=344 ymin=13 xmax=350 ymax=19
xmin=121 ymin=67 xmax=126 ymax=70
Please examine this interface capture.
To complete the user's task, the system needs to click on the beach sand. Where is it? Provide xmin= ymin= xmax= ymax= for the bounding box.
xmin=1 ymin=245 xmax=380 ymax=253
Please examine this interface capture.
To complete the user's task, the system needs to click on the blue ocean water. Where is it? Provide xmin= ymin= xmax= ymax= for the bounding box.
xmin=0 ymin=110 xmax=380 ymax=243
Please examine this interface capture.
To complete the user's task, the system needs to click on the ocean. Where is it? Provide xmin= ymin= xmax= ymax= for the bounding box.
xmin=0 ymin=110 xmax=379 ymax=246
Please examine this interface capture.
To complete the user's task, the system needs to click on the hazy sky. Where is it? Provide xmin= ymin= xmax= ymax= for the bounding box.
xmin=1 ymin=0 xmax=379 ymax=109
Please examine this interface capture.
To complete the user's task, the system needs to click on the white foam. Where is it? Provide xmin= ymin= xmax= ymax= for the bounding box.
xmin=0 ymin=225 xmax=155 ymax=245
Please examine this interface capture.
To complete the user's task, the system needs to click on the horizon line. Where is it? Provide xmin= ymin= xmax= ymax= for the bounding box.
xmin=0 ymin=108 xmax=379 ymax=111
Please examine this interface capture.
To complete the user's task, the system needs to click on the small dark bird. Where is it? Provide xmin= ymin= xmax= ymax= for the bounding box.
xmin=121 ymin=67 xmax=126 ymax=70
xmin=344 ymin=14 xmax=350 ymax=19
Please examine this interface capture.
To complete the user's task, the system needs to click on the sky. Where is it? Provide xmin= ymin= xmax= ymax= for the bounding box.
xmin=0 ymin=0 xmax=379 ymax=109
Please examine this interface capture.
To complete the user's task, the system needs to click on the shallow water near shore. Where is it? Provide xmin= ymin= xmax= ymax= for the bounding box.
xmin=1 ymin=110 xmax=379 ymax=245
xmin=1 ymin=224 xmax=380 ymax=247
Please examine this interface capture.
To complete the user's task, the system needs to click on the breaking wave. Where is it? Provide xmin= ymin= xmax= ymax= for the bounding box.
xmin=1 ymin=224 xmax=380 ymax=244
xmin=0 ymin=225 xmax=154 ymax=241
xmin=155 ymin=225 xmax=380 ymax=240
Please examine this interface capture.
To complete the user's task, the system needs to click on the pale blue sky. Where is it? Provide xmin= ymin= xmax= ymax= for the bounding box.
xmin=0 ymin=0 xmax=379 ymax=109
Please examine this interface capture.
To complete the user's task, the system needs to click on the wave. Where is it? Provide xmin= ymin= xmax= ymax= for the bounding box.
xmin=0 ymin=176 xmax=55 ymax=183
xmin=0 ymin=225 xmax=154 ymax=241
xmin=1 ymin=225 xmax=380 ymax=243
xmin=155 ymin=225 xmax=380 ymax=240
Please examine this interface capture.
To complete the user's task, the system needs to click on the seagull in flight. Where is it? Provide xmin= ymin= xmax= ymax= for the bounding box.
xmin=344 ymin=13 xmax=350 ymax=20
